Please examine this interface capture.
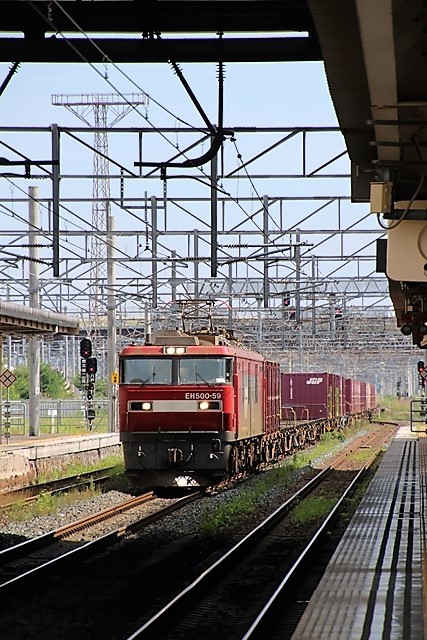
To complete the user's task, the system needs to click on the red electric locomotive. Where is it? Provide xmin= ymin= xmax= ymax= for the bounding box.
xmin=118 ymin=328 xmax=281 ymax=486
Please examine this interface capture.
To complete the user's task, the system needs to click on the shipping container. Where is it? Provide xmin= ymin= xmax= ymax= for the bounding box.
xmin=360 ymin=381 xmax=367 ymax=413
xmin=345 ymin=378 xmax=364 ymax=414
xmin=366 ymin=383 xmax=377 ymax=410
xmin=333 ymin=374 xmax=345 ymax=417
xmin=281 ymin=372 xmax=336 ymax=420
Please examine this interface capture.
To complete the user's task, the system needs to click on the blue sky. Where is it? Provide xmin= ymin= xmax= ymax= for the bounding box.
xmin=1 ymin=60 xmax=338 ymax=127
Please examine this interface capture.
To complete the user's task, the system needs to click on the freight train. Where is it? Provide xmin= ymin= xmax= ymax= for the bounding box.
xmin=118 ymin=329 xmax=377 ymax=487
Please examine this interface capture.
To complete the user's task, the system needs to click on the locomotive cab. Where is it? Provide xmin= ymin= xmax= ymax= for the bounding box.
xmin=119 ymin=332 xmax=238 ymax=486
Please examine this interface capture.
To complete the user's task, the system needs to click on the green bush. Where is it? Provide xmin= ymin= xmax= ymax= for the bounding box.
xmin=9 ymin=363 xmax=72 ymax=400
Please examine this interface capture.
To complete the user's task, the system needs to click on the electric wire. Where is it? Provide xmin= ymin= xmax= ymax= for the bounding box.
xmin=1 ymin=178 xmax=188 ymax=288
xmin=44 ymin=0 xmax=208 ymax=135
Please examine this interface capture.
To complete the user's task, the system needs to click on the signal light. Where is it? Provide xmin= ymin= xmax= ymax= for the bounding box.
xmin=418 ymin=360 xmax=425 ymax=373
xmin=401 ymin=324 xmax=412 ymax=336
xmin=87 ymin=357 xmax=98 ymax=374
xmin=80 ymin=338 xmax=92 ymax=358
xmin=419 ymin=324 xmax=427 ymax=336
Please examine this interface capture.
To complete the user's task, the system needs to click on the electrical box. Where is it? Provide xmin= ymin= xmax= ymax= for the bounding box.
xmin=387 ymin=219 xmax=427 ymax=281
xmin=370 ymin=182 xmax=392 ymax=214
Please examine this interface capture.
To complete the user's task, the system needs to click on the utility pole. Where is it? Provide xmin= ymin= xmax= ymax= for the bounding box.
xmin=28 ymin=186 xmax=41 ymax=436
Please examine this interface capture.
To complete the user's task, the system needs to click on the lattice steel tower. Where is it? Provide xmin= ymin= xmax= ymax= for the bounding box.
xmin=52 ymin=93 xmax=148 ymax=330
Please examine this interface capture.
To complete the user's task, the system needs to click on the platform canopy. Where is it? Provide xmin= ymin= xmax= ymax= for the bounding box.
xmin=0 ymin=300 xmax=79 ymax=335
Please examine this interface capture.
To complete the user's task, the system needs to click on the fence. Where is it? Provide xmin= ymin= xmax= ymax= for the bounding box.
xmin=1 ymin=399 xmax=111 ymax=435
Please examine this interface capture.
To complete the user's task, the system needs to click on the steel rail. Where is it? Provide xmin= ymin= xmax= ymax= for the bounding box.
xmin=0 ymin=491 xmax=203 ymax=590
xmin=0 ymin=491 xmax=154 ymax=563
xmin=241 ymin=465 xmax=368 ymax=639
xmin=125 ymin=467 xmax=332 ymax=639
xmin=125 ymin=431 xmax=387 ymax=640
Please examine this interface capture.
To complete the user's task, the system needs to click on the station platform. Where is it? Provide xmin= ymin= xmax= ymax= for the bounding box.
xmin=292 ymin=426 xmax=426 ymax=639
xmin=0 ymin=431 xmax=121 ymax=491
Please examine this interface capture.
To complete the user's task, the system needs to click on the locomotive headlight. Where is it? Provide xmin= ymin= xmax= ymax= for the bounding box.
xmin=198 ymin=400 xmax=222 ymax=411
xmin=163 ymin=346 xmax=188 ymax=355
xmin=128 ymin=401 xmax=153 ymax=412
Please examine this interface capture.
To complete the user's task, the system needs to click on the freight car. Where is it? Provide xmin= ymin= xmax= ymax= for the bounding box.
xmin=119 ymin=328 xmax=283 ymax=486
xmin=281 ymin=372 xmax=377 ymax=424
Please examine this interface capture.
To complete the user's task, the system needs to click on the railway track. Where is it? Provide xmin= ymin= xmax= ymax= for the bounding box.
xmin=0 ymin=490 xmax=203 ymax=594
xmin=124 ymin=433 xmax=387 ymax=640
xmin=0 ymin=423 xmax=396 ymax=640
xmin=0 ymin=467 xmax=120 ymax=510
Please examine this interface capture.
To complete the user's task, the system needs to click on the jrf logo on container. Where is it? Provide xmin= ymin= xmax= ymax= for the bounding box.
xmin=306 ymin=377 xmax=323 ymax=385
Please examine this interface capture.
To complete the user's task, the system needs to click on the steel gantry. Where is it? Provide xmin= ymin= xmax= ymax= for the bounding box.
xmin=0 ymin=124 xmax=419 ymax=397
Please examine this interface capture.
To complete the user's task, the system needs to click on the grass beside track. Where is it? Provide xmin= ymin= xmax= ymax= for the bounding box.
xmin=200 ymin=419 xmax=385 ymax=536
xmin=34 ymin=454 xmax=124 ymax=485
xmin=1 ymin=414 xmax=394 ymax=531
xmin=1 ymin=456 xmax=125 ymax=525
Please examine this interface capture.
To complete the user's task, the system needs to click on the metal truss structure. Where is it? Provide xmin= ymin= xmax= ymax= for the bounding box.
xmin=51 ymin=93 xmax=148 ymax=323
xmin=0 ymin=124 xmax=420 ymax=395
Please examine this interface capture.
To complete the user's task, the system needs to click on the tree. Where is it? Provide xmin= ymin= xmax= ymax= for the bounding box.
xmin=10 ymin=363 xmax=72 ymax=399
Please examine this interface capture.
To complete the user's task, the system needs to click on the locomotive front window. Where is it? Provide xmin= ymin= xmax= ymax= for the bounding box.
xmin=178 ymin=358 xmax=232 ymax=385
xmin=122 ymin=358 xmax=173 ymax=385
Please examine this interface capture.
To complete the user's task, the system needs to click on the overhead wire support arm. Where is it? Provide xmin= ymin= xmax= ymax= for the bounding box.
xmin=134 ymin=32 xmax=233 ymax=171
xmin=0 ymin=158 xmax=58 ymax=178
xmin=162 ymin=36 xmax=216 ymax=137
xmin=135 ymin=127 xmax=231 ymax=169
xmin=133 ymin=32 xmax=231 ymax=278
xmin=0 ymin=62 xmax=20 ymax=97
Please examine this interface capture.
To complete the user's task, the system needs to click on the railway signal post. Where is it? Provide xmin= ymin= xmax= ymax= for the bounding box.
xmin=80 ymin=339 xmax=97 ymax=430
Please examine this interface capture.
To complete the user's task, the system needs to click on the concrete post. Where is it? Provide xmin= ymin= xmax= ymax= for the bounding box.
xmin=107 ymin=215 xmax=117 ymax=432
xmin=29 ymin=186 xmax=40 ymax=436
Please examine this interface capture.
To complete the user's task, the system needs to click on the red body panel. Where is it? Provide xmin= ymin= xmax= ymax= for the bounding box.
xmin=333 ymin=374 xmax=345 ymax=418
xmin=360 ymin=382 xmax=367 ymax=413
xmin=366 ymin=383 xmax=377 ymax=410
xmin=120 ymin=385 xmax=235 ymax=433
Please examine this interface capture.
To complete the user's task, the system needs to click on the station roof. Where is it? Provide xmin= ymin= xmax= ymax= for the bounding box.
xmin=0 ymin=301 xmax=79 ymax=336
